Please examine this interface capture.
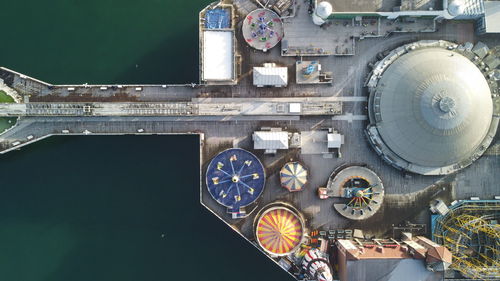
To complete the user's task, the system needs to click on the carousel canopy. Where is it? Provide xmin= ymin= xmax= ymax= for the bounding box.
xmin=206 ymin=148 xmax=265 ymax=211
xmin=280 ymin=162 xmax=307 ymax=192
xmin=242 ymin=9 xmax=283 ymax=51
xmin=256 ymin=207 xmax=303 ymax=256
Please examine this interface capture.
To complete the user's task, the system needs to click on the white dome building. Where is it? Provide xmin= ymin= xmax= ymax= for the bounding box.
xmin=313 ymin=1 xmax=333 ymax=25
xmin=316 ymin=1 xmax=333 ymax=18
xmin=366 ymin=41 xmax=498 ymax=175
xmin=448 ymin=0 xmax=466 ymax=16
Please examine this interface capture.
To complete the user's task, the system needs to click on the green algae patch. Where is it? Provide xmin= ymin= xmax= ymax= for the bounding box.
xmin=0 ymin=90 xmax=17 ymax=133
xmin=0 ymin=117 xmax=17 ymax=133
xmin=0 ymin=90 xmax=15 ymax=103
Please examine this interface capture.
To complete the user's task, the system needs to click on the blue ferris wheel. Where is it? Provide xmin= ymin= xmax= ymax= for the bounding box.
xmin=206 ymin=148 xmax=266 ymax=212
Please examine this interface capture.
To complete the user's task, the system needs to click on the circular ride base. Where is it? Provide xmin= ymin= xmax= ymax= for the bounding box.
xmin=206 ymin=148 xmax=266 ymax=215
xmin=326 ymin=166 xmax=384 ymax=220
xmin=242 ymin=9 xmax=283 ymax=51
xmin=254 ymin=205 xmax=305 ymax=256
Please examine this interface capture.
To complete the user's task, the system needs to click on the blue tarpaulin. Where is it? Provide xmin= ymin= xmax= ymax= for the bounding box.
xmin=205 ymin=9 xmax=230 ymax=29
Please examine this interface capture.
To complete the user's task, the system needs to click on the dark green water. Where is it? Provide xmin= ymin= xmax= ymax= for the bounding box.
xmin=0 ymin=1 xmax=290 ymax=280
xmin=2 ymin=0 xmax=201 ymax=84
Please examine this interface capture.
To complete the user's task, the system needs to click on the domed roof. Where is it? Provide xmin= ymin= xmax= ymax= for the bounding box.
xmin=448 ymin=0 xmax=466 ymax=16
xmin=316 ymin=1 xmax=333 ymax=19
xmin=373 ymin=48 xmax=493 ymax=169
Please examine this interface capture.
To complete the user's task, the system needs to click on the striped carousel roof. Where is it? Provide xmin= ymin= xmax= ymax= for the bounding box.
xmin=280 ymin=162 xmax=308 ymax=192
xmin=256 ymin=207 xmax=303 ymax=256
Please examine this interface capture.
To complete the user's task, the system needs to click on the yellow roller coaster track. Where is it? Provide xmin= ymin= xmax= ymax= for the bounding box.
xmin=434 ymin=202 xmax=500 ymax=281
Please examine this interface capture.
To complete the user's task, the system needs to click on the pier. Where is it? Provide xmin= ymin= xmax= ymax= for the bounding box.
xmin=0 ymin=0 xmax=498 ymax=280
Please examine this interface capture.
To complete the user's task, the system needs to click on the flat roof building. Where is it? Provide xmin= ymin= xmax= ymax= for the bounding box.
xmin=482 ymin=1 xmax=500 ymax=33
xmin=327 ymin=133 xmax=343 ymax=149
xmin=336 ymin=238 xmax=451 ymax=281
xmin=315 ymin=0 xmax=442 ymax=14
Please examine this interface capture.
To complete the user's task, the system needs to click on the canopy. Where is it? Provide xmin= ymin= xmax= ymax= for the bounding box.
xmin=280 ymin=162 xmax=307 ymax=192
xmin=206 ymin=148 xmax=265 ymax=210
xmin=242 ymin=9 xmax=283 ymax=51
xmin=202 ymin=30 xmax=233 ymax=81
xmin=256 ymin=207 xmax=303 ymax=255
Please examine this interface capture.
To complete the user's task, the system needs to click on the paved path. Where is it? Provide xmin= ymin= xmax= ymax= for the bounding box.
xmin=332 ymin=113 xmax=368 ymax=123
xmin=0 ymin=98 xmax=343 ymax=117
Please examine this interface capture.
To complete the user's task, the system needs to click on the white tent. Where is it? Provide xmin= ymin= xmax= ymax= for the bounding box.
xmin=253 ymin=131 xmax=289 ymax=153
xmin=253 ymin=65 xmax=288 ymax=87
xmin=202 ymin=31 xmax=234 ymax=81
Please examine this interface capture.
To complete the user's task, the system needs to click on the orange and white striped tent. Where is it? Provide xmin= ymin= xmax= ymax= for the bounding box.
xmin=256 ymin=207 xmax=303 ymax=255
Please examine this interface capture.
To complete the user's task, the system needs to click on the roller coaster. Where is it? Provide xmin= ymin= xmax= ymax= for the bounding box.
xmin=432 ymin=200 xmax=500 ymax=280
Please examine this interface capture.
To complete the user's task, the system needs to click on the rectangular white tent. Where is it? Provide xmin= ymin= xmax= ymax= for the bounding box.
xmin=202 ymin=30 xmax=234 ymax=81
xmin=253 ymin=131 xmax=289 ymax=154
xmin=253 ymin=65 xmax=288 ymax=87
